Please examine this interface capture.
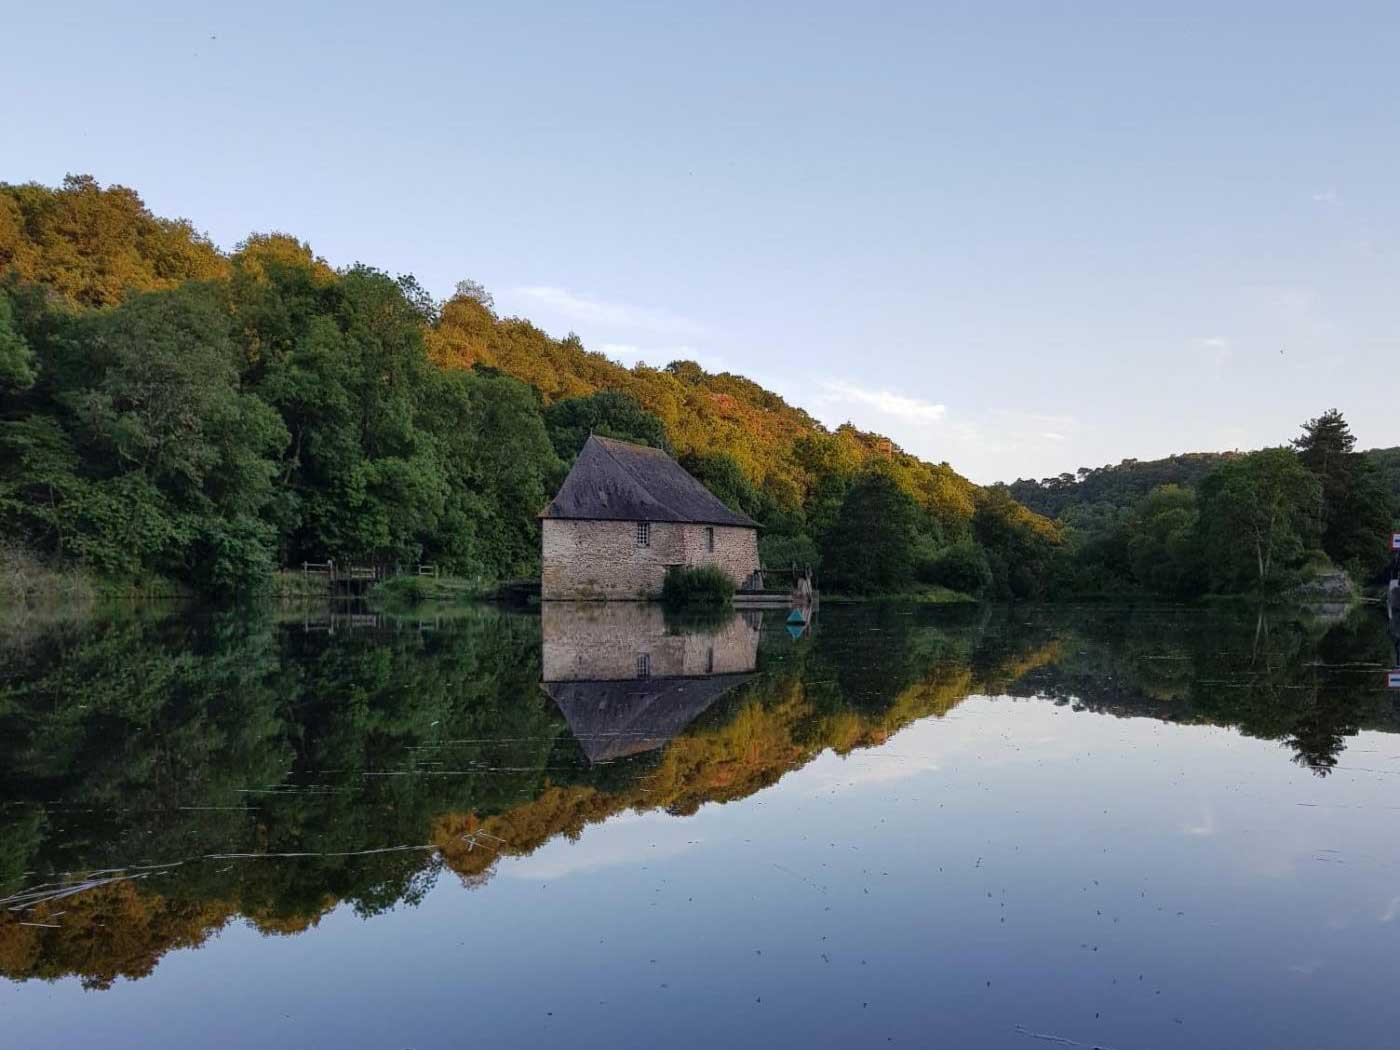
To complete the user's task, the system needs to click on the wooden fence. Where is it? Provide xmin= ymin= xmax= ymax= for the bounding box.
xmin=298 ymin=560 xmax=442 ymax=592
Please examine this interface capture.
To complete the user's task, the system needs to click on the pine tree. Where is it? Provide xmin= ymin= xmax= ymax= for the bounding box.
xmin=1292 ymin=409 xmax=1395 ymax=574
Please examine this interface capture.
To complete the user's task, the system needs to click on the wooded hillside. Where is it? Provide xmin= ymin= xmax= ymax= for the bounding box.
xmin=0 ymin=176 xmax=1059 ymax=597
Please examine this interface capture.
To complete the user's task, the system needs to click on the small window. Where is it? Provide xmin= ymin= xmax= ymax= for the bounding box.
xmin=636 ymin=652 xmax=651 ymax=679
xmin=705 ymin=646 xmax=715 ymax=674
xmin=705 ymin=526 xmax=715 ymax=552
xmin=636 ymin=522 xmax=651 ymax=547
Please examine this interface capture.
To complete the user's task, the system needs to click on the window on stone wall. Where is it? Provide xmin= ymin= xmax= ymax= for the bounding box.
xmin=705 ymin=646 xmax=714 ymax=673
xmin=636 ymin=652 xmax=651 ymax=679
xmin=636 ymin=522 xmax=650 ymax=547
xmin=705 ymin=526 xmax=715 ymax=552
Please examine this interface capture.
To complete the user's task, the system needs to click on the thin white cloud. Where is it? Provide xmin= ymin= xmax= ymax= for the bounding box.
xmin=816 ymin=379 xmax=947 ymax=425
xmin=1039 ymin=431 xmax=1066 ymax=442
xmin=1312 ymin=188 xmax=1340 ymax=204
xmin=511 ymin=285 xmax=707 ymax=337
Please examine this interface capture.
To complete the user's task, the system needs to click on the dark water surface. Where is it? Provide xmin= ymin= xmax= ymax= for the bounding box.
xmin=3 ymin=601 xmax=1400 ymax=1048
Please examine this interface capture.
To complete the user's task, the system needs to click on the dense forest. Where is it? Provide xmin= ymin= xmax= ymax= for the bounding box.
xmin=1011 ymin=446 xmax=1400 ymax=522
xmin=1009 ymin=415 xmax=1400 ymax=597
xmin=0 ymin=176 xmax=1058 ymax=600
xmin=2 ymin=176 xmax=1394 ymax=604
xmin=1008 ymin=452 xmax=1243 ymax=519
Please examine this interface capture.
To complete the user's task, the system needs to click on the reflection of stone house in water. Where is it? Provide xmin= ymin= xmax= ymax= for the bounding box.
xmin=539 ymin=435 xmax=761 ymax=600
xmin=541 ymin=603 xmax=761 ymax=763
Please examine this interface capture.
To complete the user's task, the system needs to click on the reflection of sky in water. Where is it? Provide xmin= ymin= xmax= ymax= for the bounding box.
xmin=6 ymin=687 xmax=1400 ymax=1050
xmin=504 ymin=810 xmax=704 ymax=880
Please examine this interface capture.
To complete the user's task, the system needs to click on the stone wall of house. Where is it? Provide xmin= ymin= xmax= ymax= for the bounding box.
xmin=541 ymin=519 xmax=759 ymax=601
xmin=541 ymin=602 xmax=761 ymax=681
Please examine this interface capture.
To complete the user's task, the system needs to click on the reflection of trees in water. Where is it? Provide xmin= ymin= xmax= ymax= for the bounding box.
xmin=0 ymin=601 xmax=1394 ymax=986
xmin=0 ymin=606 xmax=557 ymax=985
xmin=1014 ymin=604 xmax=1398 ymax=776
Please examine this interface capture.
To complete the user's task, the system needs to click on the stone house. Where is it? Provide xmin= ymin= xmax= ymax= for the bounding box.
xmin=540 ymin=435 xmax=760 ymax=600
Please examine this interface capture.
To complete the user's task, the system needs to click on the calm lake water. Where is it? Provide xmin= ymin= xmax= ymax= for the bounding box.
xmin=3 ymin=600 xmax=1400 ymax=1048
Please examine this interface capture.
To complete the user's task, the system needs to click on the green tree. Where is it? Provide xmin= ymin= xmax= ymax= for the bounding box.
xmin=0 ymin=417 xmax=88 ymax=562
xmin=0 ymin=292 xmax=36 ymax=391
xmin=921 ymin=538 xmax=993 ymax=595
xmin=423 ymin=367 xmax=560 ymax=578
xmin=1293 ymin=410 xmax=1395 ymax=575
xmin=821 ymin=466 xmax=922 ymax=593
xmin=759 ymin=532 xmax=821 ymax=572
xmin=1197 ymin=448 xmax=1321 ymax=591
xmin=1367 ymin=447 xmax=1400 ymax=506
xmin=1293 ymin=408 xmax=1355 ymax=477
xmin=543 ymin=390 xmax=671 ymax=461
xmin=60 ymin=284 xmax=287 ymax=586
xmin=246 ymin=264 xmax=446 ymax=566
xmin=973 ymin=486 xmax=1062 ymax=599
xmin=1126 ymin=484 xmax=1201 ymax=596
xmin=64 ymin=285 xmax=281 ymax=503
xmin=680 ymin=451 xmax=765 ymax=517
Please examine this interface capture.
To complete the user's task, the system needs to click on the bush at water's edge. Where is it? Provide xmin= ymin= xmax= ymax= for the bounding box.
xmin=662 ymin=566 xmax=735 ymax=609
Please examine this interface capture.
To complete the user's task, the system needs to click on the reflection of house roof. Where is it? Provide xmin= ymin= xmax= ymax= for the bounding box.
xmin=543 ymin=673 xmax=754 ymax=763
xmin=540 ymin=435 xmax=759 ymax=528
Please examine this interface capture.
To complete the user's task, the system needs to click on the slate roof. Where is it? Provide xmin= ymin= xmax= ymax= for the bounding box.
xmin=542 ymin=673 xmax=755 ymax=763
xmin=539 ymin=435 xmax=759 ymax=528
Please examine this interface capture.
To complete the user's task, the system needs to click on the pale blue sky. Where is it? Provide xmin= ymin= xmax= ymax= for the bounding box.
xmin=5 ymin=2 xmax=1398 ymax=482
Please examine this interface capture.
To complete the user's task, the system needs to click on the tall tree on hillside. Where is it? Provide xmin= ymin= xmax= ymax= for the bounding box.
xmin=63 ymin=284 xmax=288 ymax=586
xmin=680 ymin=451 xmax=761 ymax=517
xmin=0 ymin=292 xmax=36 ymax=391
xmin=822 ymin=467 xmax=922 ymax=593
xmin=1293 ymin=409 xmax=1354 ymax=530
xmin=1126 ymin=484 xmax=1202 ymax=596
xmin=453 ymin=279 xmax=494 ymax=311
xmin=0 ymin=282 xmax=287 ymax=585
xmin=1293 ymin=408 xmax=1355 ymax=464
xmin=246 ymin=264 xmax=447 ymax=566
xmin=424 ymin=285 xmax=496 ymax=372
xmin=973 ymin=486 xmax=1063 ymax=599
xmin=422 ymin=368 xmax=560 ymax=578
xmin=543 ymin=390 xmax=671 ymax=461
xmin=1292 ymin=409 xmax=1395 ymax=573
xmin=1368 ymin=447 xmax=1400 ymax=508
xmin=1197 ymin=448 xmax=1321 ymax=591
xmin=0 ymin=175 xmax=228 ymax=307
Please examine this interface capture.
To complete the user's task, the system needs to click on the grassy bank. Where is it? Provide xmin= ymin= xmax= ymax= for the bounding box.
xmin=366 ymin=574 xmax=492 ymax=610
xmin=1 ymin=552 xmax=493 ymax=618
xmin=820 ymin=585 xmax=977 ymax=605
xmin=269 ymin=570 xmax=335 ymax=602
xmin=0 ymin=544 xmax=97 ymax=620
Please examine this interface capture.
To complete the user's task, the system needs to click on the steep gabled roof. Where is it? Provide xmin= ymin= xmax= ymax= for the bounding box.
xmin=543 ymin=673 xmax=754 ymax=763
xmin=540 ymin=435 xmax=759 ymax=528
